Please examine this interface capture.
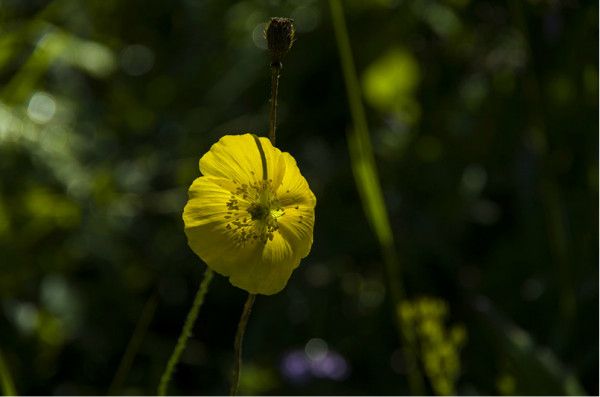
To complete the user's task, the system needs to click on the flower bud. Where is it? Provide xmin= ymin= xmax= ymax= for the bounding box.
xmin=265 ymin=17 xmax=295 ymax=65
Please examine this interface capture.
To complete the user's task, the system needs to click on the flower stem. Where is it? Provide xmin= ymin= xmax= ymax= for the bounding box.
xmin=158 ymin=268 xmax=214 ymax=396
xmin=268 ymin=62 xmax=281 ymax=145
xmin=229 ymin=293 xmax=256 ymax=396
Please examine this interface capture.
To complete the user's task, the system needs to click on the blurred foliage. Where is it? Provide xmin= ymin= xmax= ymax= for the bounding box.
xmin=363 ymin=48 xmax=421 ymax=124
xmin=0 ymin=0 xmax=597 ymax=395
xmin=399 ymin=297 xmax=466 ymax=395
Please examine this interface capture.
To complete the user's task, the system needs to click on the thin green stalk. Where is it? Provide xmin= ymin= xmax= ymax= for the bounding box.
xmin=109 ymin=290 xmax=159 ymax=395
xmin=229 ymin=293 xmax=256 ymax=396
xmin=0 ymin=348 xmax=17 ymax=396
xmin=158 ymin=268 xmax=214 ymax=396
xmin=328 ymin=0 xmax=424 ymax=394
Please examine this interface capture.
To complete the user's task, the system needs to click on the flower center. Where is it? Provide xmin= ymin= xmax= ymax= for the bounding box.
xmin=224 ymin=179 xmax=285 ymax=246
xmin=247 ymin=202 xmax=270 ymax=221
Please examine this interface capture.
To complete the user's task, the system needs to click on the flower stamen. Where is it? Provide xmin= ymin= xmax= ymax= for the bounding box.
xmin=223 ymin=179 xmax=284 ymax=246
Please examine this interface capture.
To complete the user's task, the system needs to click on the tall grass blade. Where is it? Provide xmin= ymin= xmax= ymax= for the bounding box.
xmin=328 ymin=0 xmax=424 ymax=393
xmin=0 ymin=348 xmax=17 ymax=396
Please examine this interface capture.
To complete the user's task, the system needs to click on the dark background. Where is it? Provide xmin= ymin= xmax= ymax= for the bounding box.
xmin=0 ymin=0 xmax=597 ymax=395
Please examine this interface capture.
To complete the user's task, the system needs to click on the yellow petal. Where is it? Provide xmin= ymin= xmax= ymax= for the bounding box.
xmin=228 ymin=232 xmax=301 ymax=295
xmin=183 ymin=176 xmax=257 ymax=276
xmin=184 ymin=135 xmax=316 ymax=295
xmin=276 ymin=153 xmax=316 ymax=259
xmin=199 ymin=134 xmax=286 ymax=189
xmin=277 ymin=152 xmax=316 ymax=208
xmin=278 ymin=205 xmax=314 ymax=260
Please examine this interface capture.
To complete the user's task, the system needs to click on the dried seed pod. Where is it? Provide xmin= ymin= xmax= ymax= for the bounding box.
xmin=265 ymin=17 xmax=295 ymax=65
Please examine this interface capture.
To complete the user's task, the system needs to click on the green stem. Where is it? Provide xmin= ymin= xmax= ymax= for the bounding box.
xmin=328 ymin=0 xmax=424 ymax=394
xmin=158 ymin=268 xmax=214 ymax=396
xmin=0 ymin=347 xmax=17 ymax=396
xmin=109 ymin=290 xmax=159 ymax=395
xmin=268 ymin=62 xmax=281 ymax=145
xmin=229 ymin=293 xmax=256 ymax=396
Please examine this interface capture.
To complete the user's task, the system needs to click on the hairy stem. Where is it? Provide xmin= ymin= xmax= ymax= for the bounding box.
xmin=268 ymin=62 xmax=281 ymax=145
xmin=229 ymin=293 xmax=256 ymax=396
xmin=158 ymin=268 xmax=214 ymax=396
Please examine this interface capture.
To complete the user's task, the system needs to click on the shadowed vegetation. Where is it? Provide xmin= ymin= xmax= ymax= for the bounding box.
xmin=0 ymin=0 xmax=597 ymax=395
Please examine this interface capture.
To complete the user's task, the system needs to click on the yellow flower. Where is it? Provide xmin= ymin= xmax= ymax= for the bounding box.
xmin=183 ymin=133 xmax=316 ymax=295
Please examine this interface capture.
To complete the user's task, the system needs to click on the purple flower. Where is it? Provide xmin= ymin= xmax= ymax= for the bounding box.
xmin=280 ymin=341 xmax=350 ymax=384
